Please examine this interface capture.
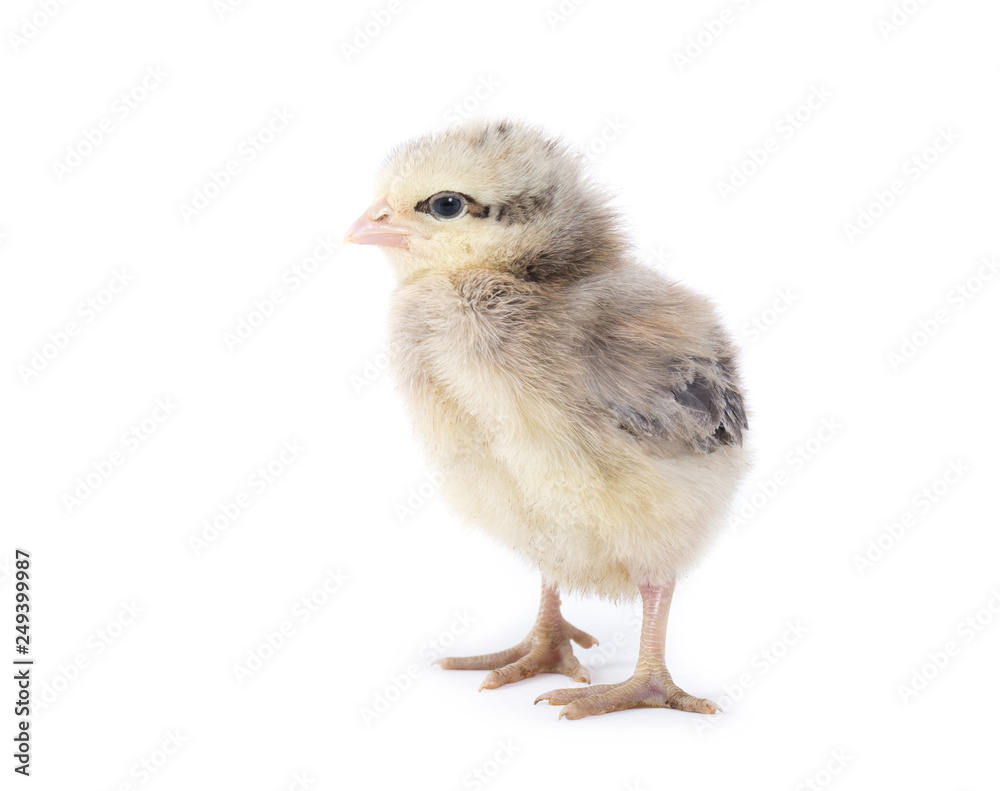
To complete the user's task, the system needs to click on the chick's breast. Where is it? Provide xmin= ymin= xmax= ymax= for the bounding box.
xmin=388 ymin=261 xmax=749 ymax=600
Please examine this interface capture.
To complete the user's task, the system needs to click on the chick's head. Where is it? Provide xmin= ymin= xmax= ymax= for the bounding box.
xmin=345 ymin=119 xmax=624 ymax=281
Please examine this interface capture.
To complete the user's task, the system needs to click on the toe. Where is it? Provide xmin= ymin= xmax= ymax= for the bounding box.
xmin=564 ymin=622 xmax=599 ymax=649
xmin=535 ymin=682 xmax=618 ymax=705
xmin=479 ymin=652 xmax=549 ymax=690
xmin=556 ymin=651 xmax=591 ymax=684
xmin=561 ymin=692 xmax=633 ymax=719
xmin=435 ymin=644 xmax=528 ymax=671
xmin=558 ymin=694 xmax=634 ymax=720
xmin=665 ymin=686 xmax=718 ymax=714
xmin=558 ymin=700 xmax=591 ymax=720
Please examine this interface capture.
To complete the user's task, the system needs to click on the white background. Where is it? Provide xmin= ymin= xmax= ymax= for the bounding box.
xmin=3 ymin=0 xmax=999 ymax=789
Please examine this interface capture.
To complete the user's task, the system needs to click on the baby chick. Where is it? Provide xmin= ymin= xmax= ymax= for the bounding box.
xmin=345 ymin=120 xmax=750 ymax=719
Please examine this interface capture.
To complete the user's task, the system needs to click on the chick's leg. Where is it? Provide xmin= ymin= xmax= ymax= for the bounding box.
xmin=435 ymin=579 xmax=597 ymax=690
xmin=536 ymin=580 xmax=716 ymax=719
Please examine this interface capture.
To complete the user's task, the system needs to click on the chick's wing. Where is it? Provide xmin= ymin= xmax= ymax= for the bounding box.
xmin=572 ymin=278 xmax=747 ymax=455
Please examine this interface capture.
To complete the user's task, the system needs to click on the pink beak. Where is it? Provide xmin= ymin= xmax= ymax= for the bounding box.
xmin=344 ymin=196 xmax=425 ymax=248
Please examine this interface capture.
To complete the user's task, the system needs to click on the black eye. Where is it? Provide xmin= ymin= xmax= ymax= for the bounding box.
xmin=430 ymin=193 xmax=465 ymax=219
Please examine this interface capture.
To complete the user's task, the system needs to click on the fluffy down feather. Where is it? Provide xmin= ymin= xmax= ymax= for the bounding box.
xmin=377 ymin=120 xmax=750 ymax=600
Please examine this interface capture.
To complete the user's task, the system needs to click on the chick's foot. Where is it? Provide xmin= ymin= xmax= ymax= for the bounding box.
xmin=434 ymin=581 xmax=597 ymax=690
xmin=536 ymin=581 xmax=716 ymax=719
xmin=535 ymin=667 xmax=717 ymax=719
